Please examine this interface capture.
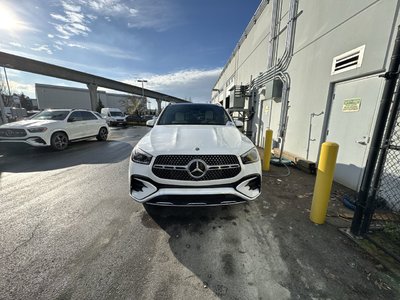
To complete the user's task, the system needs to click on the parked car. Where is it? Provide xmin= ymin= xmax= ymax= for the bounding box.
xmin=0 ymin=109 xmax=109 ymax=151
xmin=101 ymin=107 xmax=127 ymax=127
xmin=142 ymin=114 xmax=156 ymax=121
xmin=26 ymin=110 xmax=41 ymax=118
xmin=126 ymin=114 xmax=145 ymax=125
xmin=129 ymin=103 xmax=262 ymax=206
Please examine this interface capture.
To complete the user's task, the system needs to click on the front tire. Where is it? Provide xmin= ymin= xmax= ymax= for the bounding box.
xmin=51 ymin=132 xmax=69 ymax=151
xmin=96 ymin=127 xmax=108 ymax=141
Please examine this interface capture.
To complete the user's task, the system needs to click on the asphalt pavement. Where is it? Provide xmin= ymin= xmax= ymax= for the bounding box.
xmin=0 ymin=127 xmax=398 ymax=300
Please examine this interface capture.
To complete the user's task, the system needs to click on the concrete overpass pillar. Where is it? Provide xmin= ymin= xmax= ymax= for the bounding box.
xmin=87 ymin=83 xmax=98 ymax=111
xmin=156 ymin=99 xmax=162 ymax=114
xmin=0 ymin=95 xmax=7 ymax=124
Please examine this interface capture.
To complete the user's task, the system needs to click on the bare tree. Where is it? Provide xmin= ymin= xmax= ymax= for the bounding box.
xmin=120 ymin=95 xmax=147 ymax=115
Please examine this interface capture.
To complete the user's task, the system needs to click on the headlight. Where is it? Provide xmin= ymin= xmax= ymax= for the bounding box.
xmin=241 ymin=147 xmax=259 ymax=164
xmin=27 ymin=127 xmax=47 ymax=133
xmin=131 ymin=147 xmax=153 ymax=165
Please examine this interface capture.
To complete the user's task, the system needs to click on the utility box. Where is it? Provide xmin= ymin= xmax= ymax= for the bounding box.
xmin=229 ymin=85 xmax=247 ymax=108
xmin=265 ymin=79 xmax=283 ymax=101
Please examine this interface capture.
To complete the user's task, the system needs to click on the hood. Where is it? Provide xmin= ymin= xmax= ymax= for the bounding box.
xmin=137 ymin=125 xmax=254 ymax=155
xmin=0 ymin=119 xmax=60 ymax=128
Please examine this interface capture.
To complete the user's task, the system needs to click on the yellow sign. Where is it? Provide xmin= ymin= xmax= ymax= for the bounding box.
xmin=342 ymin=98 xmax=361 ymax=112
xmin=264 ymin=105 xmax=270 ymax=113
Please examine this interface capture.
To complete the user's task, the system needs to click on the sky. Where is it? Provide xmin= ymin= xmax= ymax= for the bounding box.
xmin=0 ymin=0 xmax=261 ymax=103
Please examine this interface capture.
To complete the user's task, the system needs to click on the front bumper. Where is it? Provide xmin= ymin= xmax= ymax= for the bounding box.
xmin=0 ymin=136 xmax=48 ymax=147
xmin=129 ymin=159 xmax=262 ymax=206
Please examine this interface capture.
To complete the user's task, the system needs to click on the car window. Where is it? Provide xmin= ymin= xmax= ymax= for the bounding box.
xmin=157 ymin=105 xmax=231 ymax=125
xmin=81 ymin=111 xmax=98 ymax=121
xmin=68 ymin=111 xmax=83 ymax=121
xmin=31 ymin=110 xmax=70 ymax=120
xmin=110 ymin=111 xmax=123 ymax=117
xmin=94 ymin=112 xmax=103 ymax=119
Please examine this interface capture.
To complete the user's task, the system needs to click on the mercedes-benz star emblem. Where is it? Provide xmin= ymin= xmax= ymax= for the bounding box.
xmin=187 ymin=159 xmax=208 ymax=179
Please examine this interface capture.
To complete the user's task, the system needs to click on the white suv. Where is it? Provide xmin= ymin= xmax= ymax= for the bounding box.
xmin=129 ymin=103 xmax=262 ymax=206
xmin=0 ymin=109 xmax=109 ymax=151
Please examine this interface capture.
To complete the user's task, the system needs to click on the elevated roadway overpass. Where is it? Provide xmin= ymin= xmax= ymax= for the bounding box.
xmin=0 ymin=51 xmax=188 ymax=111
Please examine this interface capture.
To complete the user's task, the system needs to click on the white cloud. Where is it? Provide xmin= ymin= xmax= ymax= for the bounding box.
xmin=65 ymin=42 xmax=88 ymax=49
xmin=54 ymin=44 xmax=63 ymax=51
xmin=48 ymin=34 xmax=54 ymax=38
xmin=30 ymin=44 xmax=53 ymax=55
xmin=87 ymin=14 xmax=97 ymax=20
xmin=129 ymin=8 xmax=138 ymax=16
xmin=76 ymin=41 xmax=138 ymax=60
xmin=84 ymin=0 xmax=133 ymax=16
xmin=123 ymin=68 xmax=222 ymax=102
xmin=50 ymin=13 xmax=69 ymax=23
xmin=61 ymin=1 xmax=81 ymax=13
xmin=8 ymin=81 xmax=35 ymax=97
xmin=9 ymin=42 xmax=22 ymax=48
xmin=49 ymin=2 xmax=92 ymax=40
xmin=74 ymin=0 xmax=178 ymax=31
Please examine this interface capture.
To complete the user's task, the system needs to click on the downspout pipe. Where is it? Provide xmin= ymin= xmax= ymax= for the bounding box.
xmin=250 ymin=0 xmax=298 ymax=151
xmin=253 ymin=0 xmax=299 ymax=88
xmin=267 ymin=0 xmax=280 ymax=69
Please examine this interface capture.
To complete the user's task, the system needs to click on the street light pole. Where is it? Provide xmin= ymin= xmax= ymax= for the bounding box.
xmin=137 ymin=79 xmax=147 ymax=111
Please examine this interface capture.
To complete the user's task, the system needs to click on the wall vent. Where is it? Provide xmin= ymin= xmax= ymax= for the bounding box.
xmin=331 ymin=45 xmax=365 ymax=75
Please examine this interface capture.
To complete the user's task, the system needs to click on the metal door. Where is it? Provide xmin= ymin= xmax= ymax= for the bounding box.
xmin=326 ymin=76 xmax=384 ymax=191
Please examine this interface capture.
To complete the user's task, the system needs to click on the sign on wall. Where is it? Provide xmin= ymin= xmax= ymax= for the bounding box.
xmin=342 ymin=98 xmax=361 ymax=112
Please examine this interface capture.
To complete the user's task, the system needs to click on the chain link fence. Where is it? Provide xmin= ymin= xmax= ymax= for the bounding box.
xmin=368 ymin=107 xmax=400 ymax=259
xmin=377 ymin=108 xmax=400 ymax=214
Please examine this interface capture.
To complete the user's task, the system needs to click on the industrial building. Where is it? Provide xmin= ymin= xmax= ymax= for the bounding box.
xmin=35 ymin=83 xmax=146 ymax=113
xmin=212 ymin=0 xmax=399 ymax=193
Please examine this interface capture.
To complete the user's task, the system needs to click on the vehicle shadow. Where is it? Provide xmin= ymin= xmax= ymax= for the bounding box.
xmin=142 ymin=203 xmax=277 ymax=299
xmin=0 ymin=139 xmax=133 ymax=173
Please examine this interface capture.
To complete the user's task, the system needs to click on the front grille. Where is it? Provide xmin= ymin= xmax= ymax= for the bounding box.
xmin=0 ymin=128 xmax=27 ymax=137
xmin=154 ymin=155 xmax=239 ymax=166
xmin=152 ymin=155 xmax=241 ymax=181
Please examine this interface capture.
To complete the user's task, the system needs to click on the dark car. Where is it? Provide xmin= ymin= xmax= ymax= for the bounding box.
xmin=142 ymin=115 xmax=156 ymax=121
xmin=126 ymin=114 xmax=145 ymax=125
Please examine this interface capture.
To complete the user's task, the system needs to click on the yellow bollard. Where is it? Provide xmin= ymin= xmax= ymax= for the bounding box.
xmin=310 ymin=142 xmax=339 ymax=224
xmin=263 ymin=129 xmax=273 ymax=171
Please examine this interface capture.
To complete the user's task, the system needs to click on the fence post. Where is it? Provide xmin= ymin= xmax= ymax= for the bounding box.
xmin=310 ymin=142 xmax=339 ymax=224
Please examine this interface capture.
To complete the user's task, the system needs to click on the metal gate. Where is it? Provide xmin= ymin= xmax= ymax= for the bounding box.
xmin=350 ymin=27 xmax=400 ymax=258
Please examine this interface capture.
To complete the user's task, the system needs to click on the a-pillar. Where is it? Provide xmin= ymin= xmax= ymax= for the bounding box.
xmin=156 ymin=99 xmax=162 ymax=114
xmin=87 ymin=83 xmax=98 ymax=111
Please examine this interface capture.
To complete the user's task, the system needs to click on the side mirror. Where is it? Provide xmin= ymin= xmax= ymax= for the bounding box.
xmin=234 ymin=120 xmax=244 ymax=128
xmin=146 ymin=119 xmax=155 ymax=127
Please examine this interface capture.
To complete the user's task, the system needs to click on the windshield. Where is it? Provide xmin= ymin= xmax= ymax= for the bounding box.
xmin=157 ymin=104 xmax=231 ymax=125
xmin=31 ymin=110 xmax=70 ymax=121
xmin=110 ymin=112 xmax=123 ymax=117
